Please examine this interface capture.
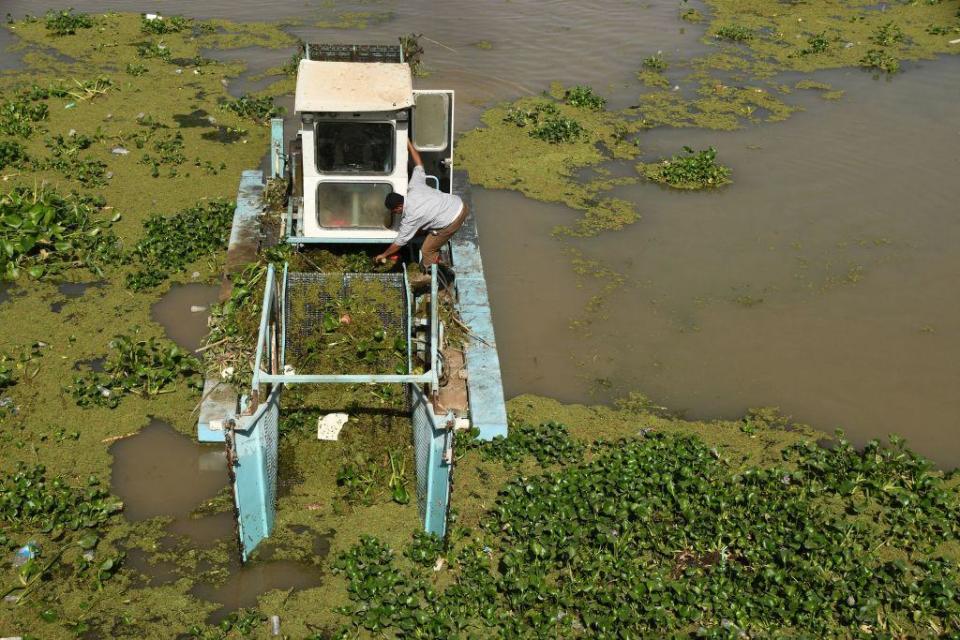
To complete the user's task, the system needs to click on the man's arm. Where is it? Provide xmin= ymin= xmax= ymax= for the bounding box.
xmin=376 ymin=242 xmax=403 ymax=263
xmin=377 ymin=141 xmax=425 ymax=263
xmin=407 ymin=139 xmax=423 ymax=168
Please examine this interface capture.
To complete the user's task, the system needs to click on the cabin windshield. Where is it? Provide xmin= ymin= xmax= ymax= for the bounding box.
xmin=314 ymin=121 xmax=394 ymax=174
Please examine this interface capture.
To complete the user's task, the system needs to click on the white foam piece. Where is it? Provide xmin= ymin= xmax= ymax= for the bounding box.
xmin=317 ymin=413 xmax=349 ymax=441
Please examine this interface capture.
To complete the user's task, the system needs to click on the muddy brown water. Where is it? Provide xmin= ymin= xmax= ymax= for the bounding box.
xmin=480 ymin=61 xmax=960 ymax=467
xmin=4 ymin=4 xmax=958 ymax=461
xmin=111 ymin=420 xmax=325 ymax=619
xmin=151 ymin=283 xmax=221 ymax=351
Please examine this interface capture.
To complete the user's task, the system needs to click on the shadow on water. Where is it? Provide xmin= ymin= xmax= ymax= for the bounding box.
xmin=111 ymin=420 xmax=325 ymax=620
xmin=151 ymin=283 xmax=221 ymax=352
xmin=59 ymin=281 xmax=105 ymax=298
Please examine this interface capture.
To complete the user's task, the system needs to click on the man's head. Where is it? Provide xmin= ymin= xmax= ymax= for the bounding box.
xmin=384 ymin=192 xmax=404 ymax=215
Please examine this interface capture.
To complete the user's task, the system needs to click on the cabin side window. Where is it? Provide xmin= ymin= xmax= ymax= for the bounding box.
xmin=314 ymin=121 xmax=394 ymax=175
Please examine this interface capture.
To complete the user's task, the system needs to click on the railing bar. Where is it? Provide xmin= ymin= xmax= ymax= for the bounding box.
xmin=252 ymin=263 xmax=276 ymax=390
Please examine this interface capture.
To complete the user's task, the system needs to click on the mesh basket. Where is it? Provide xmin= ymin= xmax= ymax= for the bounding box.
xmin=307 ymin=43 xmax=402 ymax=63
xmin=284 ymin=271 xmax=409 ymax=373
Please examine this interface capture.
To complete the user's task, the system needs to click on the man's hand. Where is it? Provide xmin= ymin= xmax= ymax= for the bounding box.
xmin=377 ymin=243 xmax=402 ymax=264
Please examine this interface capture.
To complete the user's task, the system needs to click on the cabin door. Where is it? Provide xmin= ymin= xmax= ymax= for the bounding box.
xmin=411 ymin=90 xmax=455 ymax=192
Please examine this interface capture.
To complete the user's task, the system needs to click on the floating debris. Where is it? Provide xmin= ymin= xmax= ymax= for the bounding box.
xmin=317 ymin=413 xmax=349 ymax=441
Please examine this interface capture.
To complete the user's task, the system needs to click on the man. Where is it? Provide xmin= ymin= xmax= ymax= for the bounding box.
xmin=375 ymin=140 xmax=467 ymax=274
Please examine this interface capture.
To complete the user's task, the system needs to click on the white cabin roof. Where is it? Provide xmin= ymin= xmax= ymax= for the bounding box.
xmin=294 ymin=60 xmax=414 ymax=113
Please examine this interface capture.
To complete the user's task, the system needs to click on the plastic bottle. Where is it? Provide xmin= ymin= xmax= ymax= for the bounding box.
xmin=12 ymin=542 xmax=37 ymax=567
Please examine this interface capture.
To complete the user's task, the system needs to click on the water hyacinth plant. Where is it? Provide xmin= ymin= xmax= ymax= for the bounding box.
xmin=503 ymin=100 xmax=586 ymax=144
xmin=461 ymin=421 xmax=585 ymax=466
xmin=860 ymin=48 xmax=901 ymax=73
xmin=715 ymin=24 xmax=753 ymax=42
xmin=140 ymin=14 xmax=191 ymax=35
xmin=125 ymin=199 xmax=234 ymax=290
xmin=563 ymin=85 xmax=606 ymax=111
xmin=332 ymin=427 xmax=960 ymax=638
xmin=0 ymin=186 xmax=119 ymax=281
xmin=0 ymin=463 xmax=124 ymax=603
xmin=639 ymin=146 xmax=732 ymax=189
xmin=44 ymin=9 xmax=94 ymax=36
xmin=0 ymin=92 xmax=50 ymax=138
xmin=0 ymin=140 xmax=27 ymax=170
xmin=221 ymin=94 xmax=284 ymax=123
xmin=642 ymin=53 xmax=668 ymax=72
xmin=71 ymin=333 xmax=202 ymax=408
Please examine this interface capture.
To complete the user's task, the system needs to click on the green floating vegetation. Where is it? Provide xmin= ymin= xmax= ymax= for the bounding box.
xmin=44 ymin=9 xmax=94 ymax=37
xmin=399 ymin=33 xmax=426 ymax=77
xmin=314 ymin=11 xmax=393 ymax=30
xmin=795 ymin=80 xmax=846 ymax=100
xmin=457 ymin=85 xmax=643 ymax=237
xmin=0 ymin=185 xmax=119 ymax=281
xmin=290 ymin=275 xmax=408 ymax=376
xmin=138 ymin=130 xmax=186 ymax=178
xmin=0 ymin=463 xmax=124 ymax=604
xmin=796 ymin=31 xmax=832 ymax=57
xmin=714 ymin=24 xmax=753 ymax=42
xmin=404 ymin=531 xmax=445 ymax=567
xmin=0 ymin=139 xmax=27 ymax=170
xmin=635 ymin=82 xmax=797 ymax=131
xmin=135 ymin=39 xmax=172 ymax=61
xmin=139 ymin=15 xmax=191 ymax=35
xmin=697 ymin=0 xmax=957 ymax=74
xmin=71 ymin=333 xmax=201 ymax=408
xmin=125 ymin=199 xmax=234 ymax=290
xmin=504 ymin=100 xmax=586 ymax=144
xmin=0 ymin=91 xmax=49 ymax=138
xmin=184 ymin=610 xmax=266 ymax=640
xmin=41 ymin=130 xmax=110 ymax=186
xmin=337 ymin=450 xmax=392 ymax=506
xmin=460 ymin=421 xmax=585 ymax=467
xmin=871 ymin=21 xmax=906 ymax=47
xmin=639 ymin=146 xmax=732 ymax=190
xmin=563 ymin=85 xmax=606 ymax=111
xmin=641 ymin=53 xmax=668 ymax=72
xmin=0 ymin=463 xmax=122 ymax=545
xmin=0 ymin=354 xmax=14 ymax=390
xmin=680 ymin=8 xmax=704 ymax=23
xmin=334 ymin=427 xmax=960 ymax=638
xmin=861 ymin=49 xmax=901 ymax=74
xmin=220 ymin=94 xmax=284 ymax=123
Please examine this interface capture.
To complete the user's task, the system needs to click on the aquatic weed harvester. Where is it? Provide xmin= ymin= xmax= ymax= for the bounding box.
xmin=197 ymin=43 xmax=507 ymax=561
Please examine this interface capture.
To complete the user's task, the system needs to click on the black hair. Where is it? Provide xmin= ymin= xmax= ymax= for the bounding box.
xmin=384 ymin=192 xmax=404 ymax=210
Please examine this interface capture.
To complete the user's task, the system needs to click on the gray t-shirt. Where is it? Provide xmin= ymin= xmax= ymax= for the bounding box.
xmin=394 ymin=166 xmax=463 ymax=246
